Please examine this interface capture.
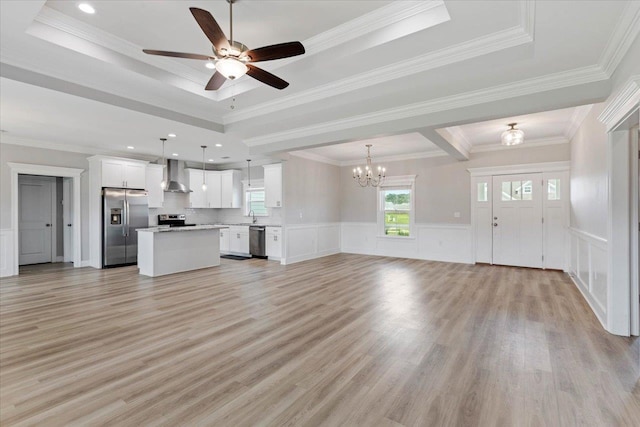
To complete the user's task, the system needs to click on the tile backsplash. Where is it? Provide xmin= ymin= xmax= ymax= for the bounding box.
xmin=148 ymin=192 xmax=282 ymax=225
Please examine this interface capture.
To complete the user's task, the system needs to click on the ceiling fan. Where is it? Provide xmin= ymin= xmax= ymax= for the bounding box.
xmin=142 ymin=0 xmax=305 ymax=91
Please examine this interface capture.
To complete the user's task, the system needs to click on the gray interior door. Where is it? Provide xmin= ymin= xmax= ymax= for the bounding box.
xmin=103 ymin=188 xmax=126 ymax=266
xmin=125 ymin=189 xmax=149 ymax=264
xmin=19 ymin=175 xmax=54 ymax=265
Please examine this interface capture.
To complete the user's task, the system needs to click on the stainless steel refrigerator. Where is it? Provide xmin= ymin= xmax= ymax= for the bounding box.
xmin=103 ymin=188 xmax=149 ymax=267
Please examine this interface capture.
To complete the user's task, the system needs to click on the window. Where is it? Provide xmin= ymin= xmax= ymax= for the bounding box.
xmin=377 ymin=176 xmax=415 ymax=238
xmin=245 ymin=188 xmax=268 ymax=216
xmin=501 ymin=180 xmax=532 ymax=201
xmin=477 ymin=182 xmax=488 ymax=202
xmin=547 ymin=178 xmax=561 ymax=200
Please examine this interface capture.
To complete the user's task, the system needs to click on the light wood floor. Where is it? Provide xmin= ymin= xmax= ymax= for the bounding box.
xmin=1 ymin=254 xmax=638 ymax=426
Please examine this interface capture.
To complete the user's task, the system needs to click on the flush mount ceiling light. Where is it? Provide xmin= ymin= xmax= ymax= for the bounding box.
xmin=501 ymin=123 xmax=525 ymax=146
xmin=172 ymin=153 xmax=179 ymax=156
xmin=353 ymin=144 xmax=385 ymax=188
xmin=142 ymin=0 xmax=305 ymax=90
xmin=127 ymin=146 xmax=135 ymax=150
xmin=215 ymin=143 xmax=222 ymax=147
xmin=78 ymin=3 xmax=95 ymax=14
xmin=168 ymin=133 xmax=177 ymax=138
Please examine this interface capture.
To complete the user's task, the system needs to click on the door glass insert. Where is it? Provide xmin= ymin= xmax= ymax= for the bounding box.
xmin=548 ymin=179 xmax=561 ymax=200
xmin=522 ymin=180 xmax=533 ymax=200
xmin=477 ymin=182 xmax=488 ymax=202
xmin=501 ymin=182 xmax=512 ymax=201
xmin=511 ymin=180 xmax=522 ymax=200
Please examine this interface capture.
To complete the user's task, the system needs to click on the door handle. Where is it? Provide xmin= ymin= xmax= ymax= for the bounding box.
xmin=45 ymin=223 xmax=51 ymax=227
xmin=67 ymin=224 xmax=72 ymax=227
xmin=493 ymin=223 xmax=498 ymax=227
xmin=493 ymin=217 xmax=498 ymax=220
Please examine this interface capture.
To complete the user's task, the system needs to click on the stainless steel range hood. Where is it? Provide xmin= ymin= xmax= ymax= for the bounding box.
xmin=164 ymin=159 xmax=192 ymax=193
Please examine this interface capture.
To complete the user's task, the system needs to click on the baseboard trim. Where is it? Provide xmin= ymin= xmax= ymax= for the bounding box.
xmin=567 ymin=272 xmax=607 ymax=331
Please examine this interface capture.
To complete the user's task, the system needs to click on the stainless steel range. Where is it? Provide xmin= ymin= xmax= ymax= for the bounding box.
xmin=158 ymin=214 xmax=195 ymax=228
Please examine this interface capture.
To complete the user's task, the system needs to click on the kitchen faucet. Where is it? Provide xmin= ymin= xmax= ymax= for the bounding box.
xmin=249 ymin=210 xmax=257 ymax=224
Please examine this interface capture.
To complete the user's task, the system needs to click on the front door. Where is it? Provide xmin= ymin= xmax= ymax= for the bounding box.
xmin=492 ymin=173 xmax=543 ymax=268
xmin=19 ymin=175 xmax=54 ymax=265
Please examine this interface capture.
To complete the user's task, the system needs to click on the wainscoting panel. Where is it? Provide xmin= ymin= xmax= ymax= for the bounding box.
xmin=0 ymin=229 xmax=15 ymax=278
xmin=341 ymin=222 xmax=472 ymax=264
xmin=283 ymin=223 xmax=341 ymax=265
xmin=569 ymin=228 xmax=608 ymax=328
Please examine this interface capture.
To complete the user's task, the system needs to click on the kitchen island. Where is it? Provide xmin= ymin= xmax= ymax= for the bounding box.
xmin=136 ymin=225 xmax=227 ymax=277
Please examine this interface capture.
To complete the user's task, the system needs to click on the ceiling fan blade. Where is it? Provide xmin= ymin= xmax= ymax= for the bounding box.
xmin=205 ymin=72 xmax=226 ymax=91
xmin=142 ymin=49 xmax=213 ymax=61
xmin=246 ymin=65 xmax=289 ymax=90
xmin=244 ymin=41 xmax=305 ymax=62
xmin=190 ymin=7 xmax=230 ymax=53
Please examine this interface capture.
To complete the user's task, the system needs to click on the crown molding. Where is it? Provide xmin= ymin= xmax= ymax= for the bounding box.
xmin=215 ymin=0 xmax=450 ymax=101
xmin=245 ymin=65 xmax=607 ymax=147
xmin=225 ymin=1 xmax=535 ymax=125
xmin=469 ymin=136 xmax=569 ymax=154
xmin=33 ymin=6 xmax=211 ymax=88
xmin=339 ymin=150 xmax=448 ymax=167
xmin=564 ymin=104 xmax=594 ymax=140
xmin=598 ymin=0 xmax=640 ymax=77
xmin=0 ymin=135 xmax=157 ymax=161
xmin=598 ymin=75 xmax=640 ymax=131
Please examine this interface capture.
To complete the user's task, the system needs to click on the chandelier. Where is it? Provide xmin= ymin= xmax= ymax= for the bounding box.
xmin=353 ymin=144 xmax=386 ymax=187
xmin=501 ymin=122 xmax=525 ymax=146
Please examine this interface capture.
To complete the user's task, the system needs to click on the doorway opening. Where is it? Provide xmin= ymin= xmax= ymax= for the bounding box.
xmin=7 ymin=162 xmax=83 ymax=277
xmin=17 ymin=175 xmax=75 ymax=272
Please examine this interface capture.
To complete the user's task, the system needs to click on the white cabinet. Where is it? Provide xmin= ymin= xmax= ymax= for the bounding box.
xmin=101 ymin=160 xmax=146 ymax=189
xmin=229 ymin=226 xmax=250 ymax=254
xmin=266 ymin=226 xmax=282 ymax=259
xmin=146 ymin=164 xmax=164 ymax=208
xmin=207 ymin=173 xmax=222 ymax=208
xmin=187 ymin=169 xmax=208 ymax=208
xmin=263 ymin=164 xmax=283 ymax=208
xmin=221 ymin=170 xmax=242 ymax=208
xmin=187 ymin=169 xmax=241 ymax=209
xmin=219 ymin=227 xmax=230 ymax=253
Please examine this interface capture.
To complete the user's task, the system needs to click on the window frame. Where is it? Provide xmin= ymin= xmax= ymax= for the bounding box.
xmin=376 ymin=175 xmax=416 ymax=239
xmin=243 ymin=179 xmax=268 ymax=217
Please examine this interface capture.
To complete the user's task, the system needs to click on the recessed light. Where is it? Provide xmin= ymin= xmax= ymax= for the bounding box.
xmin=205 ymin=62 xmax=216 ymax=69
xmin=215 ymin=143 xmax=222 ymax=147
xmin=172 ymin=153 xmax=179 ymax=156
xmin=78 ymin=3 xmax=95 ymax=14
xmin=127 ymin=146 xmax=135 ymax=150
xmin=208 ymin=158 xmax=214 ymax=162
xmin=168 ymin=133 xmax=176 ymax=138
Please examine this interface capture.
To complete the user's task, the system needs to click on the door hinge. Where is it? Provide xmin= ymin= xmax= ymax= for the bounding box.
xmin=542 ymin=255 xmax=544 ymax=262
xmin=542 ymin=217 xmax=544 ymax=224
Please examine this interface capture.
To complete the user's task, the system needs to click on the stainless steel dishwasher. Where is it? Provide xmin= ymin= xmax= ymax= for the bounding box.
xmin=249 ymin=226 xmax=267 ymax=258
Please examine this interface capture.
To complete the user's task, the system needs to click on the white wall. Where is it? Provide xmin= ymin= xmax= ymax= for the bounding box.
xmin=282 ymin=156 xmax=341 ymax=264
xmin=0 ymin=143 xmax=91 ymax=262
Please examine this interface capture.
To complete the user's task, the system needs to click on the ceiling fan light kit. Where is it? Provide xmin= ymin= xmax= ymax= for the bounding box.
xmin=142 ymin=0 xmax=305 ymax=91
xmin=501 ymin=123 xmax=525 ymax=146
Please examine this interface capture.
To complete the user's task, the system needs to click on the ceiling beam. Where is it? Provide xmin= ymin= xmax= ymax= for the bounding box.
xmin=0 ymin=63 xmax=225 ymax=134
xmin=418 ymin=127 xmax=469 ymax=161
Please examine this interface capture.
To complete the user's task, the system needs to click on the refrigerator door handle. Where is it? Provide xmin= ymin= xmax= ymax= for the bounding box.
xmin=123 ymin=199 xmax=129 ymax=237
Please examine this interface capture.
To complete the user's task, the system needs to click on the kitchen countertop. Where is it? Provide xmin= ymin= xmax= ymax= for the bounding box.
xmin=137 ymin=225 xmax=228 ymax=233
xmin=218 ymin=223 xmax=282 ymax=227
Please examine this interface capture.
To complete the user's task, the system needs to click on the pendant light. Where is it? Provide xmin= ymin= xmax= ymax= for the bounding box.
xmin=201 ymin=145 xmax=208 ymax=191
xmin=160 ymin=138 xmax=167 ymax=189
xmin=501 ymin=123 xmax=525 ymax=146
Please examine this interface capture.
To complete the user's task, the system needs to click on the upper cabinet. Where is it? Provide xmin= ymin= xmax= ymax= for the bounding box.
xmin=220 ymin=170 xmax=242 ymax=208
xmin=146 ymin=164 xmax=164 ymax=208
xmin=97 ymin=158 xmax=147 ymax=189
xmin=186 ymin=169 xmax=242 ymax=209
xmin=263 ymin=164 xmax=283 ymax=208
xmin=187 ymin=169 xmax=208 ymax=208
